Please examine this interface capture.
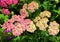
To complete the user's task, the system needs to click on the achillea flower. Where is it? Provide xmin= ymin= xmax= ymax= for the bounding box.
xmin=26 ymin=21 xmax=36 ymax=33
xmin=33 ymin=16 xmax=41 ymax=23
xmin=28 ymin=1 xmax=38 ymax=9
xmin=40 ymin=18 xmax=49 ymax=23
xmin=0 ymin=0 xmax=18 ymax=7
xmin=2 ymin=8 xmax=10 ymax=15
xmin=40 ymin=11 xmax=51 ymax=18
xmin=27 ymin=1 xmax=38 ymax=13
xmin=28 ymin=6 xmax=35 ymax=13
xmin=12 ymin=22 xmax=24 ymax=36
xmin=20 ymin=9 xmax=29 ymax=18
xmin=48 ymin=28 xmax=59 ymax=35
xmin=23 ymin=3 xmax=28 ymax=9
xmin=13 ymin=0 xmax=18 ymax=5
xmin=4 ymin=0 xmax=12 ymax=5
xmin=36 ymin=21 xmax=48 ymax=31
xmin=36 ymin=18 xmax=49 ymax=31
xmin=2 ymin=14 xmax=32 ymax=36
xmin=2 ymin=20 xmax=14 ymax=31
xmin=0 ymin=1 xmax=7 ymax=7
xmin=48 ymin=21 xmax=59 ymax=35
xmin=24 ymin=19 xmax=31 ymax=25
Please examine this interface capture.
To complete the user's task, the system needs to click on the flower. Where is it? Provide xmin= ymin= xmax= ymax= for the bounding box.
xmin=2 ymin=20 xmax=14 ymax=31
xmin=23 ymin=3 xmax=28 ymax=9
xmin=20 ymin=8 xmax=29 ymax=18
xmin=26 ymin=21 xmax=36 ymax=33
xmin=40 ymin=11 xmax=51 ymax=18
xmin=12 ymin=22 xmax=24 ymax=36
xmin=0 ymin=1 xmax=7 ymax=7
xmin=36 ymin=20 xmax=48 ymax=31
xmin=36 ymin=18 xmax=49 ymax=31
xmin=2 ymin=8 xmax=10 ymax=15
xmin=2 ymin=14 xmax=32 ymax=36
xmin=33 ymin=16 xmax=41 ymax=23
xmin=0 ymin=0 xmax=18 ymax=7
xmin=27 ymin=1 xmax=38 ymax=13
xmin=13 ymin=0 xmax=18 ymax=5
xmin=28 ymin=1 xmax=38 ymax=9
xmin=48 ymin=21 xmax=59 ymax=35
xmin=4 ymin=0 xmax=12 ymax=5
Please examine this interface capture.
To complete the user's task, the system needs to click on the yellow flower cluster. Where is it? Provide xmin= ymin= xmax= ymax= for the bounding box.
xmin=26 ymin=21 xmax=36 ymax=33
xmin=40 ymin=11 xmax=51 ymax=18
xmin=36 ymin=18 xmax=49 ymax=31
xmin=34 ymin=11 xmax=51 ymax=31
xmin=48 ymin=21 xmax=59 ymax=35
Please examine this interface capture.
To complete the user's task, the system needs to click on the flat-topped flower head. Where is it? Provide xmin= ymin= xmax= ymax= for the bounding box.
xmin=26 ymin=21 xmax=36 ymax=33
xmin=40 ymin=11 xmax=51 ymax=18
xmin=2 ymin=8 xmax=10 ymax=15
xmin=48 ymin=21 xmax=59 ymax=35
xmin=0 ymin=0 xmax=18 ymax=7
xmin=20 ymin=8 xmax=29 ymax=18
xmin=27 ymin=1 xmax=38 ymax=13
xmin=33 ymin=16 xmax=41 ymax=23
xmin=23 ymin=3 xmax=28 ymax=9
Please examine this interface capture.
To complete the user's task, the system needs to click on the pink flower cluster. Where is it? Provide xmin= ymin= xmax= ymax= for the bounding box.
xmin=0 ymin=0 xmax=18 ymax=7
xmin=2 ymin=8 xmax=10 ymax=15
xmin=3 ymin=15 xmax=31 ymax=36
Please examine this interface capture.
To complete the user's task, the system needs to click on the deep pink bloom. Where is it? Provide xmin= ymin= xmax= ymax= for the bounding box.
xmin=0 ymin=0 xmax=18 ymax=7
xmin=0 ymin=1 xmax=7 ymax=7
xmin=2 ymin=8 xmax=10 ymax=15
xmin=4 ymin=0 xmax=12 ymax=5
xmin=13 ymin=0 xmax=18 ymax=5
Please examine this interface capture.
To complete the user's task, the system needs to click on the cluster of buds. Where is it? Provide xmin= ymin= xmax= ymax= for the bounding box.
xmin=48 ymin=21 xmax=59 ymax=35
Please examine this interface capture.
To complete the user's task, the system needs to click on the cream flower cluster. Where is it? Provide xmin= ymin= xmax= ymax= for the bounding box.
xmin=34 ymin=11 xmax=51 ymax=31
xmin=40 ymin=11 xmax=51 ymax=18
xmin=22 ymin=1 xmax=39 ymax=13
xmin=48 ymin=21 xmax=59 ymax=35
xmin=26 ymin=21 xmax=36 ymax=33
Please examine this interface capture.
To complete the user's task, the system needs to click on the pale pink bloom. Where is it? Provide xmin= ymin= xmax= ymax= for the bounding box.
xmin=27 ymin=1 xmax=38 ymax=13
xmin=13 ymin=0 xmax=18 ymax=5
xmin=20 ymin=9 xmax=28 ymax=18
xmin=2 ymin=20 xmax=14 ymax=31
xmin=28 ymin=1 xmax=38 ymax=9
xmin=48 ymin=21 xmax=59 ymax=35
xmin=48 ymin=28 xmax=59 ymax=35
xmin=28 ymin=6 xmax=35 ymax=13
xmin=23 ymin=3 xmax=28 ymax=9
xmin=49 ymin=21 xmax=59 ymax=28
xmin=2 ymin=8 xmax=10 ymax=15
xmin=24 ymin=19 xmax=31 ymax=25
xmin=12 ymin=23 xmax=24 ymax=36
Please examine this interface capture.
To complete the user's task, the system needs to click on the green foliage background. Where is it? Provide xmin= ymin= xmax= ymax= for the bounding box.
xmin=0 ymin=0 xmax=60 ymax=42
